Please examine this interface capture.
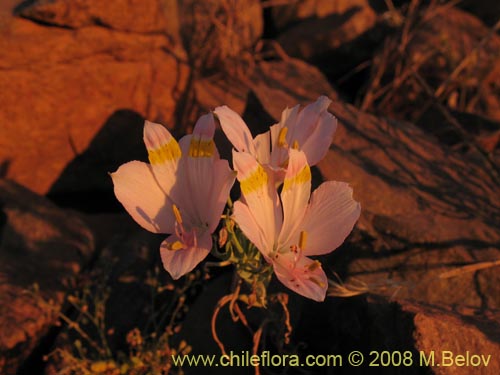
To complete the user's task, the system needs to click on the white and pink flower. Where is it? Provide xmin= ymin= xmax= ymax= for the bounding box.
xmin=232 ymin=149 xmax=360 ymax=301
xmin=111 ymin=114 xmax=235 ymax=279
xmin=214 ymin=96 xmax=337 ymax=176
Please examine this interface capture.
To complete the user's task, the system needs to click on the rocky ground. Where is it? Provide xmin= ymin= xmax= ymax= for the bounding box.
xmin=1 ymin=0 xmax=499 ymax=374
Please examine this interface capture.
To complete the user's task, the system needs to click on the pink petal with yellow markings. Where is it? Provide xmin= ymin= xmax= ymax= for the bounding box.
xmin=143 ymin=121 xmax=181 ymax=195
xmin=278 ymin=149 xmax=311 ymax=249
xmin=233 ymin=151 xmax=281 ymax=250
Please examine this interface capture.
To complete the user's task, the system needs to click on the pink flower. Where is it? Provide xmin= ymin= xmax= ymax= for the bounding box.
xmin=231 ymin=149 xmax=360 ymax=301
xmin=111 ymin=114 xmax=235 ymax=279
xmin=214 ymin=96 xmax=337 ymax=173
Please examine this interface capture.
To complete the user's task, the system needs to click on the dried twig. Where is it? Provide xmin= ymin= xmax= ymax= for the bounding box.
xmin=434 ymin=18 xmax=500 ymax=99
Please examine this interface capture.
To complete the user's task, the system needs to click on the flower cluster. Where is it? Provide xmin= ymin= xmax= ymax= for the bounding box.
xmin=112 ymin=97 xmax=360 ymax=302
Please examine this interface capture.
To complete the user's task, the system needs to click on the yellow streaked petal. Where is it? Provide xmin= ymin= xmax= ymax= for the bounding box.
xmin=144 ymin=121 xmax=182 ymax=166
xmin=240 ymin=163 xmax=268 ymax=195
xmin=147 ymin=137 xmax=181 ymax=165
xmin=188 ymin=137 xmax=215 ymax=158
xmin=282 ymin=164 xmax=311 ymax=192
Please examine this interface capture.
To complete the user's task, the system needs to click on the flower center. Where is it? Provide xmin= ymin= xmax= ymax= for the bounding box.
xmin=168 ymin=204 xmax=198 ymax=251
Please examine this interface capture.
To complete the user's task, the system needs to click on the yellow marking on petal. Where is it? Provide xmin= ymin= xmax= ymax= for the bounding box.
xmin=292 ymin=140 xmax=299 ymax=149
xmin=169 ymin=241 xmax=184 ymax=251
xmin=148 ymin=138 xmax=181 ymax=165
xmin=278 ymin=127 xmax=288 ymax=148
xmin=308 ymin=276 xmax=325 ymax=288
xmin=307 ymin=260 xmax=321 ymax=272
xmin=282 ymin=165 xmax=311 ymax=191
xmin=172 ymin=204 xmax=183 ymax=225
xmin=189 ymin=137 xmax=214 ymax=158
xmin=240 ymin=164 xmax=268 ymax=195
xmin=299 ymin=231 xmax=308 ymax=250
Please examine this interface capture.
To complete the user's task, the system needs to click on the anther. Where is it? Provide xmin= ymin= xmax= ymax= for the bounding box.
xmin=299 ymin=231 xmax=307 ymax=249
xmin=278 ymin=127 xmax=288 ymax=148
xmin=170 ymin=241 xmax=184 ymax=251
xmin=172 ymin=204 xmax=183 ymax=224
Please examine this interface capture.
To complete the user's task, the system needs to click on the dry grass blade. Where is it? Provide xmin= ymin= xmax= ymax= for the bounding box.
xmin=327 ymin=277 xmax=370 ymax=297
xmin=434 ymin=18 xmax=500 ymax=99
xmin=439 ymin=259 xmax=500 ymax=279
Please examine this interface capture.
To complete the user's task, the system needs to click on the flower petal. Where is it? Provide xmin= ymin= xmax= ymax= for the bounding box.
xmin=300 ymin=111 xmax=337 ymax=166
xmin=278 ymin=149 xmax=311 ymax=249
xmin=253 ymin=130 xmax=271 ymax=165
xmin=172 ymin=114 xmax=221 ymax=226
xmin=286 ymin=96 xmax=332 ymax=156
xmin=272 ymin=252 xmax=327 ymax=302
xmin=143 ymin=121 xmax=181 ymax=192
xmin=111 ymin=161 xmax=175 ymax=233
xmin=233 ymin=151 xmax=282 ymax=252
xmin=233 ymin=200 xmax=269 ymax=256
xmin=160 ymin=231 xmax=212 ymax=280
xmin=206 ymin=159 xmax=236 ymax=232
xmin=301 ymin=181 xmax=361 ymax=256
xmin=214 ymin=105 xmax=256 ymax=155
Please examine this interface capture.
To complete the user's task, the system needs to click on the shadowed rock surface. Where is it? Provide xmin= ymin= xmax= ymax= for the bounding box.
xmin=0 ymin=179 xmax=94 ymax=374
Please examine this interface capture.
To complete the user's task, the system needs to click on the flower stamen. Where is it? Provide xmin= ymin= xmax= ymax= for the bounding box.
xmin=278 ymin=127 xmax=288 ymax=148
xmin=172 ymin=204 xmax=183 ymax=225
xmin=299 ymin=231 xmax=307 ymax=250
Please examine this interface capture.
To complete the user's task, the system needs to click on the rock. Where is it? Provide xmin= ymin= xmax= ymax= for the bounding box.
xmin=18 ymin=0 xmax=181 ymax=36
xmin=0 ymin=179 xmax=94 ymax=375
xmin=416 ymin=107 xmax=500 ymax=157
xmin=274 ymin=0 xmax=378 ymax=72
xmin=195 ymin=75 xmax=249 ymax=117
xmin=312 ymin=100 xmax=500 ymax=309
xmin=295 ymin=295 xmax=500 ymax=374
xmin=271 ymin=0 xmax=375 ymax=31
xmin=250 ymin=58 xmax=339 ymax=113
xmin=0 ymin=3 xmax=190 ymax=195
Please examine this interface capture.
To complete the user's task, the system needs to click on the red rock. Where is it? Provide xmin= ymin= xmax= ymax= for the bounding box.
xmin=0 ymin=4 xmax=189 ymax=195
xmin=275 ymin=0 xmax=377 ymax=62
xmin=18 ymin=0 xmax=181 ymax=34
xmin=250 ymin=58 xmax=339 ymax=115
